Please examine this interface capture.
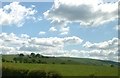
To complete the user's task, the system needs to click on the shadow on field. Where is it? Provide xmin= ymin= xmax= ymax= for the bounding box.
xmin=2 ymin=67 xmax=61 ymax=78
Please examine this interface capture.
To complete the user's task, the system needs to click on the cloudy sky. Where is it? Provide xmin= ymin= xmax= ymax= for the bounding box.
xmin=0 ymin=0 xmax=119 ymax=62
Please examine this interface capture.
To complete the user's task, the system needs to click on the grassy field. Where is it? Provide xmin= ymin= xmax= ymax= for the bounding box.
xmin=2 ymin=54 xmax=119 ymax=77
xmin=2 ymin=54 xmax=119 ymax=66
xmin=2 ymin=62 xmax=119 ymax=76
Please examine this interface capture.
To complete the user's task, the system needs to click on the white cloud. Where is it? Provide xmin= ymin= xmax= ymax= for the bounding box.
xmin=48 ymin=49 xmax=119 ymax=62
xmin=0 ymin=45 xmax=17 ymax=54
xmin=114 ymin=25 xmax=120 ymax=31
xmin=83 ymin=38 xmax=119 ymax=62
xmin=60 ymin=27 xmax=69 ymax=35
xmin=60 ymin=32 xmax=68 ymax=35
xmin=21 ymin=34 xmax=30 ymax=39
xmin=39 ymin=31 xmax=46 ymax=35
xmin=83 ymin=38 xmax=118 ymax=50
xmin=44 ymin=0 xmax=118 ymax=34
xmin=0 ymin=33 xmax=118 ymax=62
xmin=0 ymin=33 xmax=83 ymax=55
xmin=29 ymin=36 xmax=83 ymax=47
xmin=49 ymin=27 xmax=57 ymax=32
xmin=0 ymin=2 xmax=37 ymax=27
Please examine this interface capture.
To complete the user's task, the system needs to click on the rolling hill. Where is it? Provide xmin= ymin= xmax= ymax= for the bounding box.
xmin=2 ymin=54 xmax=119 ymax=66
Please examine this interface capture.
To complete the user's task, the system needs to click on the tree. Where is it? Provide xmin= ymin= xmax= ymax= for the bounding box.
xmin=110 ymin=64 xmax=114 ymax=67
xmin=18 ymin=53 xmax=24 ymax=63
xmin=13 ymin=57 xmax=17 ymax=63
xmin=37 ymin=60 xmax=41 ymax=63
xmin=2 ymin=58 xmax=5 ymax=62
xmin=23 ymin=57 xmax=29 ymax=63
xmin=35 ymin=54 xmax=40 ymax=58
xmin=61 ymin=62 xmax=65 ymax=64
xmin=30 ymin=53 xmax=35 ymax=58
xmin=32 ymin=59 xmax=36 ymax=63
xmin=19 ymin=53 xmax=24 ymax=57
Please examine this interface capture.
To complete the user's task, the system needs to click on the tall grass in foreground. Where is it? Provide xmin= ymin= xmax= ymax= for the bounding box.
xmin=2 ymin=67 xmax=61 ymax=78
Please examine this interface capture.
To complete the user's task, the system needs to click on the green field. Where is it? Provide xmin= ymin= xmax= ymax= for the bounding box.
xmin=3 ymin=62 xmax=119 ymax=76
xmin=2 ymin=54 xmax=119 ymax=66
xmin=2 ymin=54 xmax=120 ymax=77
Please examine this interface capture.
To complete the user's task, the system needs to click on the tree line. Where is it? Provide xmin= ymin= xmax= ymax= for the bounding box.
xmin=2 ymin=53 xmax=50 ymax=64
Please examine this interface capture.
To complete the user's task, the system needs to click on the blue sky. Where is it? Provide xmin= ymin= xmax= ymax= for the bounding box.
xmin=0 ymin=0 xmax=119 ymax=62
xmin=2 ymin=2 xmax=118 ymax=41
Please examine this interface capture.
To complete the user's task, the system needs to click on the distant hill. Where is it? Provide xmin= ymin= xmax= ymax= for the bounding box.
xmin=2 ymin=54 xmax=119 ymax=66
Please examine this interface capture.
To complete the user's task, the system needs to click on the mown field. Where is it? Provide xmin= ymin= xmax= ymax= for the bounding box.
xmin=2 ymin=62 xmax=119 ymax=76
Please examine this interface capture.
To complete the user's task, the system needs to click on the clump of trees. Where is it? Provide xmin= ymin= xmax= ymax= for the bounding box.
xmin=2 ymin=53 xmax=67 ymax=64
xmin=12 ymin=53 xmax=48 ymax=64
xmin=2 ymin=58 xmax=5 ymax=62
xmin=2 ymin=58 xmax=13 ymax=63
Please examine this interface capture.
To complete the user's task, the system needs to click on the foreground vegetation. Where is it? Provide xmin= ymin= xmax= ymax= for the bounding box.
xmin=2 ymin=66 xmax=61 ymax=78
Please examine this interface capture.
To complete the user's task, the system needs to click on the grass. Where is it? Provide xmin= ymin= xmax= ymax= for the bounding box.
xmin=2 ymin=54 xmax=119 ymax=77
xmin=2 ymin=55 xmax=119 ymax=66
xmin=2 ymin=62 xmax=119 ymax=76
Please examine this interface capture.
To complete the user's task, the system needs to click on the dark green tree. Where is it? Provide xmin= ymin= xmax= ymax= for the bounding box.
xmin=32 ymin=59 xmax=36 ymax=63
xmin=2 ymin=58 xmax=5 ymax=62
xmin=19 ymin=53 xmax=24 ymax=57
xmin=30 ymin=53 xmax=35 ymax=58
xmin=13 ymin=57 xmax=17 ymax=63
xmin=37 ymin=60 xmax=41 ymax=63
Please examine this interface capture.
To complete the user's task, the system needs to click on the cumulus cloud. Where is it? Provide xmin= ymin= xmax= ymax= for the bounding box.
xmin=114 ymin=25 xmax=120 ymax=31
xmin=83 ymin=38 xmax=119 ymax=62
xmin=60 ymin=27 xmax=69 ymax=35
xmin=39 ymin=31 xmax=46 ymax=35
xmin=21 ymin=34 xmax=30 ymax=39
xmin=44 ymin=0 xmax=118 ymax=34
xmin=0 ymin=33 xmax=119 ymax=61
xmin=83 ymin=38 xmax=118 ymax=50
xmin=0 ymin=33 xmax=83 ymax=55
xmin=29 ymin=36 xmax=83 ymax=47
xmin=0 ymin=2 xmax=37 ymax=27
xmin=0 ymin=45 xmax=17 ymax=54
xmin=50 ymin=49 xmax=119 ymax=62
xmin=49 ymin=27 xmax=57 ymax=32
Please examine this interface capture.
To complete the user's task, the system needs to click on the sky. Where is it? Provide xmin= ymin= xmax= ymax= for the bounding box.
xmin=0 ymin=0 xmax=119 ymax=62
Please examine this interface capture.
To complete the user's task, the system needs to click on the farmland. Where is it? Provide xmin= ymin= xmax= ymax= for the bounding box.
xmin=2 ymin=62 xmax=119 ymax=76
xmin=1 ymin=54 xmax=119 ymax=77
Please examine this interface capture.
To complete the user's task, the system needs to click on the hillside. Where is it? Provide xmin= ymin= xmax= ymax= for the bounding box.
xmin=2 ymin=54 xmax=119 ymax=66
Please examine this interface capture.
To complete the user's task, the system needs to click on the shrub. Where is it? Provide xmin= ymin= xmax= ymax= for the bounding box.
xmin=2 ymin=67 xmax=61 ymax=78
xmin=47 ymin=71 xmax=61 ymax=78
xmin=110 ymin=64 xmax=114 ymax=67
xmin=2 ymin=67 xmax=28 ymax=78
xmin=37 ymin=60 xmax=41 ymax=63
xmin=61 ymin=62 xmax=65 ymax=64
xmin=52 ymin=62 xmax=55 ymax=64
xmin=89 ymin=74 xmax=96 ymax=78
xmin=28 ymin=70 xmax=46 ymax=78
xmin=2 ymin=58 xmax=5 ymax=62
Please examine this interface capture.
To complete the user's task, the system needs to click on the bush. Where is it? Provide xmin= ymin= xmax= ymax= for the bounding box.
xmin=28 ymin=70 xmax=46 ymax=78
xmin=110 ymin=64 xmax=114 ymax=67
xmin=61 ymin=62 xmax=65 ymax=64
xmin=2 ymin=58 xmax=5 ymax=62
xmin=2 ymin=67 xmax=28 ymax=78
xmin=52 ymin=62 xmax=55 ymax=64
xmin=2 ymin=67 xmax=61 ymax=78
xmin=89 ymin=74 xmax=96 ymax=78
xmin=47 ymin=71 xmax=61 ymax=78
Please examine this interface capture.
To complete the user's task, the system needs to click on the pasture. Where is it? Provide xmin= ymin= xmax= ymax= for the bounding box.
xmin=2 ymin=62 xmax=118 ymax=76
